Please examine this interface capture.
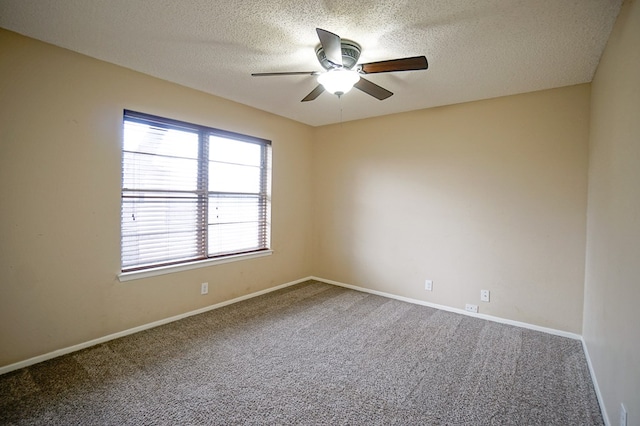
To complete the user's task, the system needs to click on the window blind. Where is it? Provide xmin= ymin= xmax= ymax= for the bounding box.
xmin=121 ymin=110 xmax=271 ymax=272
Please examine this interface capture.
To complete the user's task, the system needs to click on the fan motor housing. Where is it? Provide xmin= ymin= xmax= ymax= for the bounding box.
xmin=315 ymin=40 xmax=361 ymax=70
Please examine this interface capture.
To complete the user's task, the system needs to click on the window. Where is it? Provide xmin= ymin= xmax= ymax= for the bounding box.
xmin=121 ymin=110 xmax=271 ymax=273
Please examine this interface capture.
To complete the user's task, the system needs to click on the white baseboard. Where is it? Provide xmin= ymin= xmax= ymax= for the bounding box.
xmin=0 ymin=276 xmax=310 ymax=376
xmin=311 ymin=276 xmax=582 ymax=340
xmin=581 ymin=338 xmax=610 ymax=426
xmin=0 ymin=275 xmax=584 ymax=373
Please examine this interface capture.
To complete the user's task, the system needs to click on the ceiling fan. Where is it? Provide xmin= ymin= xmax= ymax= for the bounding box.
xmin=252 ymin=28 xmax=428 ymax=102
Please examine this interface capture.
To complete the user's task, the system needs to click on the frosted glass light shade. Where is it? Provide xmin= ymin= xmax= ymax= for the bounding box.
xmin=317 ymin=69 xmax=360 ymax=95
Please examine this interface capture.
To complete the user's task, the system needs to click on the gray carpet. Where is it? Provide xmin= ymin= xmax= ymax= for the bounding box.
xmin=0 ymin=280 xmax=603 ymax=425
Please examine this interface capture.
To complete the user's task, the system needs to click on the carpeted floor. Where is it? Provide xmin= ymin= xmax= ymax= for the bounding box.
xmin=0 ymin=280 xmax=603 ymax=425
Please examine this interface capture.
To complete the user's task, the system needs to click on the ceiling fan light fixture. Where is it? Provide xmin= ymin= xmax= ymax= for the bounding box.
xmin=317 ymin=69 xmax=360 ymax=95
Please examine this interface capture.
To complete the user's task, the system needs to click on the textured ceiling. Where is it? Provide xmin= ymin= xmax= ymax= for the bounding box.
xmin=0 ymin=0 xmax=623 ymax=126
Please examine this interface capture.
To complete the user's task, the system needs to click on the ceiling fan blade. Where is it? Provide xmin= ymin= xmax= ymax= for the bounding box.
xmin=301 ymin=85 xmax=325 ymax=102
xmin=358 ymin=56 xmax=428 ymax=74
xmin=252 ymin=71 xmax=320 ymax=76
xmin=316 ymin=28 xmax=343 ymax=67
xmin=354 ymin=77 xmax=393 ymax=100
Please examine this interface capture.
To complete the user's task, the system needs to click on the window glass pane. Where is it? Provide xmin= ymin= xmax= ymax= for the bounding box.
xmin=208 ymin=196 xmax=264 ymax=256
xmin=208 ymin=195 xmax=261 ymax=224
xmin=209 ymin=162 xmax=260 ymax=193
xmin=121 ymin=196 xmax=201 ymax=268
xmin=123 ymin=120 xmax=200 ymax=192
xmin=209 ymin=135 xmax=261 ymax=166
xmin=208 ymin=222 xmax=260 ymax=256
xmin=124 ymin=121 xmax=199 ymax=159
xmin=123 ymin=152 xmax=198 ymax=191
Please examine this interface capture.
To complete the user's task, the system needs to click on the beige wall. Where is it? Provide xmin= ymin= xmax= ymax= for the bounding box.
xmin=312 ymin=85 xmax=590 ymax=333
xmin=584 ymin=0 xmax=640 ymax=423
xmin=0 ymin=29 xmax=315 ymax=366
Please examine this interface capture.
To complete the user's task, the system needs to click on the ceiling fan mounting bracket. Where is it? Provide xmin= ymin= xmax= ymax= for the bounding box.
xmin=315 ymin=40 xmax=361 ymax=70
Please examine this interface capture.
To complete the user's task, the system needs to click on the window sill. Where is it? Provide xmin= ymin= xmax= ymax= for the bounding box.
xmin=118 ymin=250 xmax=273 ymax=282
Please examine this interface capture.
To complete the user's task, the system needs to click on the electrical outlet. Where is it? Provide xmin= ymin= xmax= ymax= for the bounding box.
xmin=200 ymin=282 xmax=208 ymax=295
xmin=465 ymin=304 xmax=478 ymax=313
xmin=620 ymin=403 xmax=627 ymax=426
xmin=480 ymin=289 xmax=490 ymax=302
xmin=425 ymin=280 xmax=433 ymax=291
